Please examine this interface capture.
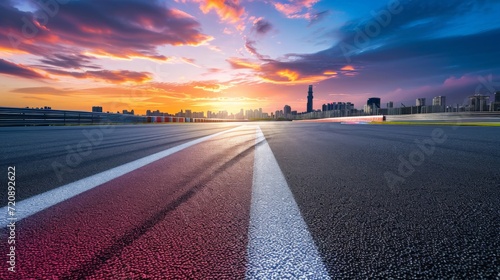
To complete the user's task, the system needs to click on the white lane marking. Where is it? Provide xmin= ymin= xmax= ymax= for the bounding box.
xmin=0 ymin=125 xmax=245 ymax=228
xmin=246 ymin=126 xmax=331 ymax=279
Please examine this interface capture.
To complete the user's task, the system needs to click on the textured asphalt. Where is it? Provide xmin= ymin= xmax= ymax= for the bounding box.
xmin=1 ymin=125 xmax=255 ymax=279
xmin=0 ymin=122 xmax=498 ymax=278
xmin=0 ymin=123 xmax=240 ymax=204
xmin=259 ymin=122 xmax=500 ymax=279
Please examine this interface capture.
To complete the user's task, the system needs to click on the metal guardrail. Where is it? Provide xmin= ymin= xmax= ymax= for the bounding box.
xmin=385 ymin=112 xmax=500 ymax=122
xmin=0 ymin=107 xmax=147 ymax=126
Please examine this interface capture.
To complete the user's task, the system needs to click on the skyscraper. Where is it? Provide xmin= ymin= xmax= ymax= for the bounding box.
xmin=307 ymin=85 xmax=313 ymax=113
xmin=367 ymin=97 xmax=381 ymax=109
xmin=284 ymin=105 xmax=291 ymax=115
xmin=432 ymin=96 xmax=446 ymax=112
xmin=432 ymin=96 xmax=446 ymax=107
xmin=469 ymin=95 xmax=489 ymax=111
xmin=416 ymin=98 xmax=426 ymax=106
xmin=492 ymin=92 xmax=500 ymax=111
xmin=366 ymin=97 xmax=381 ymax=115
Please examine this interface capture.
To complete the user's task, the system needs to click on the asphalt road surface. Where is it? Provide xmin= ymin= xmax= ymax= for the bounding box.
xmin=0 ymin=122 xmax=498 ymax=279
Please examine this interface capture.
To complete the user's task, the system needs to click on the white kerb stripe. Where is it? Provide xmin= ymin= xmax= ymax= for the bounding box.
xmin=246 ymin=126 xmax=331 ymax=279
xmin=0 ymin=125 xmax=244 ymax=228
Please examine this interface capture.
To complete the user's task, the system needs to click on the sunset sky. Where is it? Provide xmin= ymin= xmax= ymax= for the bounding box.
xmin=1 ymin=0 xmax=500 ymax=115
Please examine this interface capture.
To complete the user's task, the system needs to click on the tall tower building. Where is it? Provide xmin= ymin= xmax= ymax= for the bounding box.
xmin=307 ymin=85 xmax=313 ymax=113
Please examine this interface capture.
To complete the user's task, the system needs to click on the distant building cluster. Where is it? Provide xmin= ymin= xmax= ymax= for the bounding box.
xmin=275 ymin=105 xmax=297 ymax=119
xmin=146 ymin=109 xmax=171 ymax=116
xmin=86 ymin=107 xmax=274 ymax=120
xmin=167 ymin=108 xmax=272 ymax=120
xmin=174 ymin=109 xmax=204 ymax=118
xmin=275 ymin=86 xmax=500 ymax=121
xmin=86 ymin=90 xmax=500 ymax=121
xmin=243 ymin=108 xmax=269 ymax=119
xmin=322 ymin=102 xmax=355 ymax=112
xmin=25 ymin=106 xmax=52 ymax=110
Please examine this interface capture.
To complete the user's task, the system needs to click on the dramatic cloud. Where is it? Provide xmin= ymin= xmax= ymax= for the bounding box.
xmin=192 ymin=0 xmax=245 ymax=23
xmin=0 ymin=0 xmax=211 ymax=61
xmin=244 ymin=39 xmax=271 ymax=60
xmin=252 ymin=18 xmax=273 ymax=35
xmin=0 ymin=0 xmax=211 ymax=84
xmin=250 ymin=0 xmax=500 ymax=93
xmin=227 ymin=56 xmax=341 ymax=84
xmin=227 ymin=57 xmax=262 ymax=71
xmin=3 ymin=0 xmax=500 ymax=114
xmin=0 ymin=59 xmax=45 ymax=79
xmin=39 ymin=54 xmax=99 ymax=69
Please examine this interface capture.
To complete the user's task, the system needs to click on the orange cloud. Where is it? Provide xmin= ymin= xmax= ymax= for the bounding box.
xmin=193 ymin=83 xmax=232 ymax=92
xmin=193 ymin=0 xmax=245 ymax=23
xmin=0 ymin=47 xmax=28 ymax=55
xmin=260 ymin=74 xmax=327 ymax=85
xmin=341 ymin=65 xmax=355 ymax=71
xmin=227 ymin=57 xmax=335 ymax=84
xmin=273 ymin=0 xmax=320 ymax=19
xmin=277 ymin=69 xmax=300 ymax=81
xmin=259 ymin=66 xmax=330 ymax=84
xmin=323 ymin=70 xmax=338 ymax=75
xmin=83 ymin=50 xmax=170 ymax=62
xmin=227 ymin=58 xmax=262 ymax=70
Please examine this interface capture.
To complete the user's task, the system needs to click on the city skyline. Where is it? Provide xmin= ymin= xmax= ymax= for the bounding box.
xmin=1 ymin=1 xmax=500 ymax=115
xmin=12 ymin=86 xmax=499 ymax=117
